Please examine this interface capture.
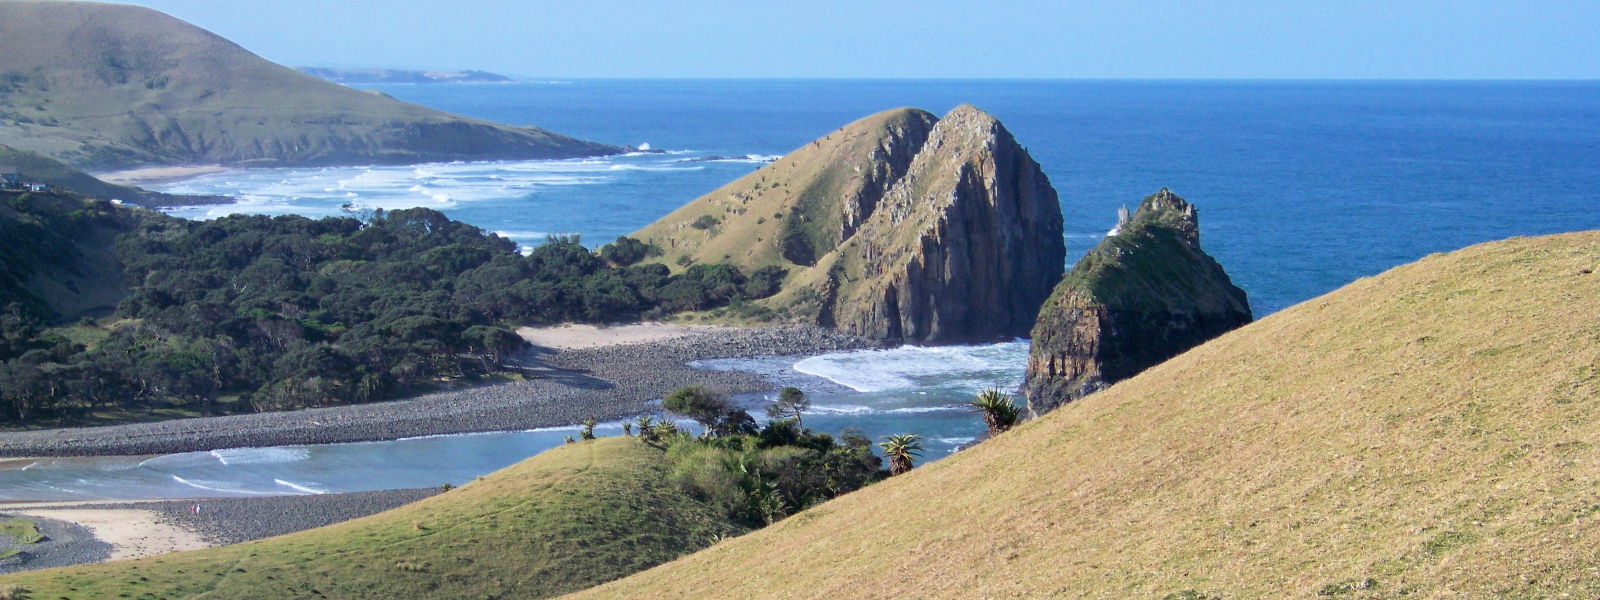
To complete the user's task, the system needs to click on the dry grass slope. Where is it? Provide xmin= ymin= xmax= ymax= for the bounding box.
xmin=565 ymin=231 xmax=1600 ymax=599
xmin=0 ymin=438 xmax=743 ymax=600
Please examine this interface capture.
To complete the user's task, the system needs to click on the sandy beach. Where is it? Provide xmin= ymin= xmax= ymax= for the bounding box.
xmin=517 ymin=322 xmax=726 ymax=350
xmin=0 ymin=489 xmax=440 ymax=574
xmin=94 ymin=165 xmax=229 ymax=186
xmin=4 ymin=507 xmax=209 ymax=561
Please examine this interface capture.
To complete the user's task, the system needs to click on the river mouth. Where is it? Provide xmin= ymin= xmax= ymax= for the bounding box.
xmin=0 ymin=342 xmax=1026 ymax=502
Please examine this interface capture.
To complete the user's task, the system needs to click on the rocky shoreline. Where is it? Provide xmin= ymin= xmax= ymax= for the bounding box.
xmin=0 ymin=325 xmax=872 ymax=458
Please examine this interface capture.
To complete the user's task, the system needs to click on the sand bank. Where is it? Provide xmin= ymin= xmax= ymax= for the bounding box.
xmin=94 ymin=165 xmax=228 ymax=186
xmin=517 ymin=322 xmax=725 ymax=350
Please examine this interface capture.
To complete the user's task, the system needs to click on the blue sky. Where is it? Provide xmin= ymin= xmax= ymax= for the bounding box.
xmin=129 ymin=0 xmax=1599 ymax=79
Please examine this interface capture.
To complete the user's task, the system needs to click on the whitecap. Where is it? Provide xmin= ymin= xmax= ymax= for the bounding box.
xmin=171 ymin=475 xmax=279 ymax=496
xmin=274 ymin=478 xmax=327 ymax=494
xmin=209 ymin=447 xmax=311 ymax=466
xmin=791 ymin=341 xmax=1027 ymax=393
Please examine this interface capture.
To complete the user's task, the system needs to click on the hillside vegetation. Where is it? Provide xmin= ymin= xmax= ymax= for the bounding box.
xmin=0 ymin=438 xmax=742 ymax=599
xmin=0 ymin=195 xmax=781 ymax=425
xmin=0 ymin=1 xmax=618 ymax=169
xmin=563 ymin=231 xmax=1600 ymax=599
xmin=0 ymin=190 xmax=159 ymax=322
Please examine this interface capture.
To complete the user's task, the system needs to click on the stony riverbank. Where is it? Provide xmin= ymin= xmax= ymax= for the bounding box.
xmin=0 ymin=325 xmax=873 ymax=457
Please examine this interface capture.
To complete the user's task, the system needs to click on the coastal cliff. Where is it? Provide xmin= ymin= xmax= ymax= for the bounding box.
xmin=1023 ymin=189 xmax=1250 ymax=414
xmin=0 ymin=1 xmax=620 ymax=169
xmin=635 ymin=105 xmax=1065 ymax=344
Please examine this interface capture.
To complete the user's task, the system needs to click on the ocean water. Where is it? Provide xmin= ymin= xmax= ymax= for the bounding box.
xmin=4 ymin=80 xmax=1595 ymax=501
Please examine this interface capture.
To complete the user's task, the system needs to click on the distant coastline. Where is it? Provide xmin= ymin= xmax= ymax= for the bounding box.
xmin=298 ymin=67 xmax=514 ymax=85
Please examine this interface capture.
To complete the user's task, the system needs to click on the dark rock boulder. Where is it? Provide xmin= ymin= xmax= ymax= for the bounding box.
xmin=1023 ymin=189 xmax=1250 ymax=415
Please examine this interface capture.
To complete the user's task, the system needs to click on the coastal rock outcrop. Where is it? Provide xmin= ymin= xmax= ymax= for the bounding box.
xmin=1023 ymin=189 xmax=1250 ymax=415
xmin=634 ymin=105 xmax=1065 ymax=344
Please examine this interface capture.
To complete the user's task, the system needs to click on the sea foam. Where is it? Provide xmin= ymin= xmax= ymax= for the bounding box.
xmin=791 ymin=341 xmax=1028 ymax=393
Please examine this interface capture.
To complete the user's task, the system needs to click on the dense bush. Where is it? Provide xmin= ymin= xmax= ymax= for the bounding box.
xmin=650 ymin=396 xmax=883 ymax=527
xmin=0 ymin=209 xmax=785 ymax=423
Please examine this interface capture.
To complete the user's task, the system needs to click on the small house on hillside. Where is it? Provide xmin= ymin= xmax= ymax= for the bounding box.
xmin=0 ymin=165 xmax=19 ymax=189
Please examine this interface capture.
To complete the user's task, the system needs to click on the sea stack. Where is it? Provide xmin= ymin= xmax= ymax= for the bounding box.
xmin=635 ymin=105 xmax=1065 ymax=344
xmin=1023 ymin=189 xmax=1251 ymax=415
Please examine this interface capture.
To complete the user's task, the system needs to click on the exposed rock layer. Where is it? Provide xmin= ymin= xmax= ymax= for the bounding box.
xmin=635 ymin=105 xmax=1065 ymax=344
xmin=1024 ymin=189 xmax=1250 ymax=414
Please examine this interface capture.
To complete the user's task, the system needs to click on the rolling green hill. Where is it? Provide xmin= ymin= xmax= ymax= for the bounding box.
xmin=0 ymin=1 xmax=620 ymax=169
xmin=0 ymin=438 xmax=743 ymax=599
xmin=558 ymin=231 xmax=1600 ymax=599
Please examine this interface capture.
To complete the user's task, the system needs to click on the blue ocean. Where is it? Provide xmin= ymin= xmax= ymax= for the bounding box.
xmin=4 ymin=80 xmax=1596 ymax=500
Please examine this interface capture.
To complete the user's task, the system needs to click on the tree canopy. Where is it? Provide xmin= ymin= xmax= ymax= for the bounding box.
xmin=0 ymin=200 xmax=786 ymax=425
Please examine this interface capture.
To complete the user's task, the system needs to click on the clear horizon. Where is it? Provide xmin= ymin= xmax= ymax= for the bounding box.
xmin=118 ymin=0 xmax=1600 ymax=80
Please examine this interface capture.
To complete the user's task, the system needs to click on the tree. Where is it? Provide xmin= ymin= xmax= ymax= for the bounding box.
xmin=579 ymin=417 xmax=598 ymax=440
xmin=663 ymin=385 xmax=756 ymax=437
xmin=766 ymin=386 xmax=811 ymax=429
xmin=971 ymin=388 xmax=1021 ymax=437
xmin=663 ymin=385 xmax=730 ymax=429
xmin=879 ymin=434 xmax=923 ymax=476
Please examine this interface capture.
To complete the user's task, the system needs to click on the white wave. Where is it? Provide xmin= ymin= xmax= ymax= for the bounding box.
xmin=494 ymin=230 xmax=554 ymax=240
xmin=791 ymin=341 xmax=1028 ymax=393
xmin=171 ymin=475 xmax=279 ymax=496
xmin=884 ymin=406 xmax=964 ymax=414
xmin=274 ymin=478 xmax=327 ymax=494
xmin=607 ymin=164 xmax=703 ymax=172
xmin=149 ymin=157 xmax=672 ymax=220
xmin=209 ymin=447 xmax=311 ymax=466
xmin=717 ymin=154 xmax=782 ymax=163
xmin=930 ymin=436 xmax=976 ymax=445
xmin=808 ymin=404 xmax=876 ymax=415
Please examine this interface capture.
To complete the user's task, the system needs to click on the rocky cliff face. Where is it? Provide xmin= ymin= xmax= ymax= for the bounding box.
xmin=634 ymin=105 xmax=1065 ymax=344
xmin=1023 ymin=189 xmax=1251 ymax=414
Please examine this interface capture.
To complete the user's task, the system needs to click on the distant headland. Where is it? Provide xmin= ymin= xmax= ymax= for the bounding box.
xmin=298 ymin=67 xmax=515 ymax=85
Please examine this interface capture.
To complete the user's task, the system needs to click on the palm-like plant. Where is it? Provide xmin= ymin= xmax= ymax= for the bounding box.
xmin=879 ymin=433 xmax=923 ymax=476
xmin=971 ymin=388 xmax=1020 ymax=437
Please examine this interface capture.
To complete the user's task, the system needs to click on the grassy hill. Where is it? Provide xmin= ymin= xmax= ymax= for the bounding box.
xmin=559 ymin=231 xmax=1600 ymax=599
xmin=634 ymin=107 xmax=937 ymax=278
xmin=0 ymin=1 xmax=620 ymax=169
xmin=0 ymin=438 xmax=744 ymax=599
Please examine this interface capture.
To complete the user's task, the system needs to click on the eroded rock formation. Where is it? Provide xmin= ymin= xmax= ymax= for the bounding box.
xmin=636 ymin=105 xmax=1065 ymax=344
xmin=1023 ymin=189 xmax=1251 ymax=414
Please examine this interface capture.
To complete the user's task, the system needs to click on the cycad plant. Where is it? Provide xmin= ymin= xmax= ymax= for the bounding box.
xmin=879 ymin=433 xmax=923 ymax=476
xmin=971 ymin=388 xmax=1020 ymax=437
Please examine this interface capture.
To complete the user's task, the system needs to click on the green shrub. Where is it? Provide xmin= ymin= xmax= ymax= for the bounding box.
xmin=690 ymin=215 xmax=719 ymax=230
